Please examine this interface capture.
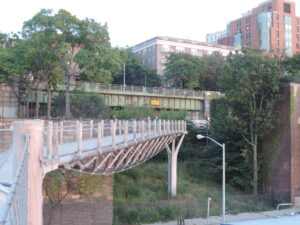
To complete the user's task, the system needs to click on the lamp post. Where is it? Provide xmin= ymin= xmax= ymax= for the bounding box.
xmin=196 ymin=134 xmax=227 ymax=225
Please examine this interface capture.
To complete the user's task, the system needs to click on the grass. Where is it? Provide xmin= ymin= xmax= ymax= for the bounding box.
xmin=113 ymin=157 xmax=271 ymax=225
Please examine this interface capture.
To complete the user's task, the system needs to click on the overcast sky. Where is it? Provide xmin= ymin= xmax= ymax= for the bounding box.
xmin=1 ymin=0 xmax=299 ymax=47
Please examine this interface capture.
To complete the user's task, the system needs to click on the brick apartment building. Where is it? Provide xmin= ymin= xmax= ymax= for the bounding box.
xmin=209 ymin=0 xmax=300 ymax=57
xmin=131 ymin=36 xmax=238 ymax=75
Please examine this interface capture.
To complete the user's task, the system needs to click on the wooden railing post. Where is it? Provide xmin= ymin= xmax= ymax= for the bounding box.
xmin=124 ymin=120 xmax=128 ymax=145
xmin=90 ymin=120 xmax=94 ymax=139
xmin=154 ymin=119 xmax=157 ymax=136
xmin=54 ymin=122 xmax=59 ymax=157
xmin=77 ymin=120 xmax=82 ymax=153
xmin=112 ymin=120 xmax=116 ymax=148
xmin=158 ymin=119 xmax=161 ymax=134
xmin=97 ymin=121 xmax=102 ymax=150
xmin=47 ymin=121 xmax=53 ymax=159
xmin=148 ymin=117 xmax=151 ymax=137
xmin=59 ymin=120 xmax=63 ymax=144
xmin=163 ymin=120 xmax=166 ymax=133
xmin=142 ymin=120 xmax=145 ymax=139
xmin=119 ymin=120 xmax=122 ymax=135
xmin=133 ymin=120 xmax=137 ymax=142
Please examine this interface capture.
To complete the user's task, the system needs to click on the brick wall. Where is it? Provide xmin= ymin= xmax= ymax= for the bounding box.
xmin=263 ymin=83 xmax=300 ymax=205
xmin=43 ymin=175 xmax=113 ymax=225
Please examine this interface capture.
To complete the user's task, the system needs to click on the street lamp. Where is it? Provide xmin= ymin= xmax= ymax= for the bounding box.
xmin=196 ymin=134 xmax=228 ymax=225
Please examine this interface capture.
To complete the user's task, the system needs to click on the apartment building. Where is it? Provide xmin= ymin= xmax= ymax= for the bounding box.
xmin=206 ymin=30 xmax=228 ymax=43
xmin=131 ymin=36 xmax=238 ymax=75
xmin=213 ymin=0 xmax=300 ymax=57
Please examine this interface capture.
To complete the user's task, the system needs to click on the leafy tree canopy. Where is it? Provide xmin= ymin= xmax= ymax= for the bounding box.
xmin=112 ymin=50 xmax=162 ymax=87
xmin=164 ymin=53 xmax=205 ymax=89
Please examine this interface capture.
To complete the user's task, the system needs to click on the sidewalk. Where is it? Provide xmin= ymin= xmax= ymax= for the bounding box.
xmin=144 ymin=208 xmax=300 ymax=225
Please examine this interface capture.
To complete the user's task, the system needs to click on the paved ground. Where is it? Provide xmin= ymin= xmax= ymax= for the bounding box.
xmin=145 ymin=208 xmax=300 ymax=225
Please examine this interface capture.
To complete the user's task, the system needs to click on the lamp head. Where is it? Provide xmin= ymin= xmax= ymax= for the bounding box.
xmin=196 ymin=134 xmax=205 ymax=140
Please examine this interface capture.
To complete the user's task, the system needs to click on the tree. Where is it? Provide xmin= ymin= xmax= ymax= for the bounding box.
xmin=22 ymin=9 xmax=64 ymax=118
xmin=112 ymin=50 xmax=162 ymax=87
xmin=219 ymin=49 xmax=284 ymax=196
xmin=282 ymin=53 xmax=300 ymax=81
xmin=164 ymin=53 xmax=205 ymax=89
xmin=201 ymin=51 xmax=226 ymax=90
xmin=207 ymin=98 xmax=252 ymax=191
xmin=55 ymin=9 xmax=118 ymax=118
xmin=52 ymin=90 xmax=109 ymax=119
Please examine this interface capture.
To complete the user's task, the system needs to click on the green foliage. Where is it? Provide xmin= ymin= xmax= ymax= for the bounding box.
xmin=113 ymin=161 xmax=271 ymax=224
xmin=159 ymin=110 xmax=186 ymax=120
xmin=112 ymin=50 xmax=162 ymax=87
xmin=201 ymin=51 xmax=226 ymax=90
xmin=52 ymin=90 xmax=109 ymax=119
xmin=164 ymin=53 xmax=205 ymax=89
xmin=112 ymin=105 xmax=155 ymax=120
xmin=218 ymin=49 xmax=284 ymax=194
xmin=282 ymin=53 xmax=300 ymax=81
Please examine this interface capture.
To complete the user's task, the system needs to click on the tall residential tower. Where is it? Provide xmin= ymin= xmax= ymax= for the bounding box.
xmin=211 ymin=0 xmax=300 ymax=57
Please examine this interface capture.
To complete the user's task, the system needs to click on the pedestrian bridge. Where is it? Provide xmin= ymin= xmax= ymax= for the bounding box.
xmin=0 ymin=119 xmax=187 ymax=225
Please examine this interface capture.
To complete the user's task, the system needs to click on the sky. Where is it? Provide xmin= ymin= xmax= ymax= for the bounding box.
xmin=1 ymin=0 xmax=300 ymax=48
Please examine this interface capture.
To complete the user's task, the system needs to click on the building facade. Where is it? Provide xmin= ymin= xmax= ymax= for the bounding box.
xmin=131 ymin=36 xmax=238 ymax=75
xmin=206 ymin=30 xmax=228 ymax=43
xmin=213 ymin=0 xmax=300 ymax=57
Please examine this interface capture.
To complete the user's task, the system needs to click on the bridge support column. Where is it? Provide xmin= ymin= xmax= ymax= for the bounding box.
xmin=13 ymin=120 xmax=44 ymax=225
xmin=166 ymin=135 xmax=185 ymax=197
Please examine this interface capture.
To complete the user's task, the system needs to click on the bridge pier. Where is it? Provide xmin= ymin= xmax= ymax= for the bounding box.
xmin=166 ymin=134 xmax=185 ymax=197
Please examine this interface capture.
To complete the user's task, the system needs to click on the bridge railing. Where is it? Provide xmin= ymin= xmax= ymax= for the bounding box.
xmin=43 ymin=119 xmax=187 ymax=160
xmin=56 ymin=82 xmax=204 ymax=98
xmin=0 ymin=134 xmax=29 ymax=225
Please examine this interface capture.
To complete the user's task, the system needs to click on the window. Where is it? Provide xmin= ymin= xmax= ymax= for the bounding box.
xmin=191 ymin=49 xmax=197 ymax=56
xmin=297 ymin=19 xmax=300 ymax=25
xmin=275 ymin=22 xmax=279 ymax=28
xmin=246 ymin=25 xmax=251 ymax=31
xmin=276 ymin=40 xmax=280 ymax=46
xmin=276 ymin=31 xmax=280 ymax=38
xmin=268 ymin=5 xmax=272 ymax=11
xmin=297 ymin=44 xmax=299 ymax=49
xmin=297 ymin=27 xmax=300 ymax=33
xmin=284 ymin=3 xmax=291 ymax=14
xmin=162 ymin=45 xmax=170 ymax=52
xmin=275 ymin=14 xmax=279 ymax=20
xmin=176 ymin=47 xmax=185 ymax=53
xmin=246 ymin=17 xmax=251 ymax=24
xmin=236 ymin=20 xmax=242 ymax=27
xmin=275 ymin=48 xmax=280 ymax=54
xmin=246 ymin=33 xmax=251 ymax=40
xmin=297 ymin=34 xmax=300 ymax=42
